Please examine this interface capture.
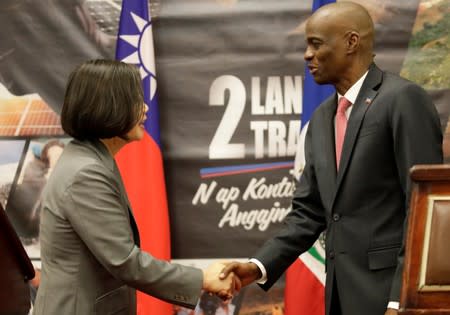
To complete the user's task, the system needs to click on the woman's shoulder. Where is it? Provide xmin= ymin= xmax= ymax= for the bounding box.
xmin=49 ymin=141 xmax=111 ymax=187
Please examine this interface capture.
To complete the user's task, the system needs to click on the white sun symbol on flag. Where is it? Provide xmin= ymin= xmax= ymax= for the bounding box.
xmin=119 ymin=12 xmax=157 ymax=101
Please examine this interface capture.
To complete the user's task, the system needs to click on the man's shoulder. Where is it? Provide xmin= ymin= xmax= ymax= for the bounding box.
xmin=380 ymin=73 xmax=431 ymax=103
xmin=307 ymin=95 xmax=336 ymax=127
xmin=315 ymin=94 xmax=336 ymax=112
xmin=378 ymin=67 xmax=422 ymax=90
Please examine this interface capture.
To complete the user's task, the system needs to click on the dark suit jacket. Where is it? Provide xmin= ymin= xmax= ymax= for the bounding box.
xmin=254 ymin=64 xmax=443 ymax=315
xmin=34 ymin=139 xmax=202 ymax=315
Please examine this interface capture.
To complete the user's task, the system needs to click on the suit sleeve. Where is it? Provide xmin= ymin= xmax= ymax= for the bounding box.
xmin=255 ymin=120 xmax=327 ymax=290
xmin=62 ymin=163 xmax=203 ymax=309
xmin=388 ymin=82 xmax=443 ymax=301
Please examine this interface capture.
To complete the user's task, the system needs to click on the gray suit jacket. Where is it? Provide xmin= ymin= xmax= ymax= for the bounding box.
xmin=254 ymin=64 xmax=443 ymax=315
xmin=33 ymin=139 xmax=202 ymax=315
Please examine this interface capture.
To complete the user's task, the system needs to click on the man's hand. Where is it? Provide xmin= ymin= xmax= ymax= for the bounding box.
xmin=219 ymin=261 xmax=262 ymax=290
xmin=202 ymin=262 xmax=236 ymax=300
xmin=385 ymin=308 xmax=398 ymax=315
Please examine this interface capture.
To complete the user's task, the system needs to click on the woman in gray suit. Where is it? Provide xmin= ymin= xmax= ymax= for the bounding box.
xmin=33 ymin=59 xmax=234 ymax=315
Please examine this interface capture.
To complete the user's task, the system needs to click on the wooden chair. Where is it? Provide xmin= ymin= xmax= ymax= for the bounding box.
xmin=399 ymin=165 xmax=450 ymax=314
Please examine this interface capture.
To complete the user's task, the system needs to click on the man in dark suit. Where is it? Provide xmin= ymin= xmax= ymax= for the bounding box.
xmin=220 ymin=2 xmax=443 ymax=315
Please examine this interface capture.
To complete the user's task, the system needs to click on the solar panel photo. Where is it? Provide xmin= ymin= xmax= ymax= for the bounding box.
xmin=0 ymin=95 xmax=64 ymax=137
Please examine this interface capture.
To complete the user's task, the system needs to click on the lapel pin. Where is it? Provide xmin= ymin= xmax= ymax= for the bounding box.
xmin=365 ymin=98 xmax=372 ymax=105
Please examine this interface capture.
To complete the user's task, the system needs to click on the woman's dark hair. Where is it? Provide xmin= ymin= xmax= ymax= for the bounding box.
xmin=61 ymin=59 xmax=144 ymax=140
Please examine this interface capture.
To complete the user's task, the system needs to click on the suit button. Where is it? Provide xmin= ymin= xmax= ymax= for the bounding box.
xmin=329 ymin=251 xmax=335 ymax=259
xmin=333 ymin=213 xmax=340 ymax=221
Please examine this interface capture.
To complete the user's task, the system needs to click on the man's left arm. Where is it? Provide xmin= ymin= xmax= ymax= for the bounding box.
xmin=389 ymin=82 xmax=443 ymax=307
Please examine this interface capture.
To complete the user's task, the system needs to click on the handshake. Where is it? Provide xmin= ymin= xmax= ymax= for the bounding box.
xmin=201 ymin=261 xmax=262 ymax=300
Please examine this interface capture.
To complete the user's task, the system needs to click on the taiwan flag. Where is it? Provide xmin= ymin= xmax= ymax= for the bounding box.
xmin=286 ymin=0 xmax=335 ymax=315
xmin=115 ymin=1 xmax=172 ymax=315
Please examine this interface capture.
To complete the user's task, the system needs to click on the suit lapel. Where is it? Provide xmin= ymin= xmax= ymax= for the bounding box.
xmin=321 ymin=96 xmax=339 ymax=182
xmin=335 ymin=65 xmax=382 ymax=194
xmin=127 ymin=207 xmax=141 ymax=247
xmin=82 ymin=139 xmax=141 ymax=246
xmin=113 ymin=162 xmax=141 ymax=247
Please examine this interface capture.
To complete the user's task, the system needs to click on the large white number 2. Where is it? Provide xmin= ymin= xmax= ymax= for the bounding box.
xmin=209 ymin=75 xmax=246 ymax=159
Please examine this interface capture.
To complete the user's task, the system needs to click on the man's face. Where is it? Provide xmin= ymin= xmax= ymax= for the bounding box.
xmin=304 ymin=17 xmax=348 ymax=85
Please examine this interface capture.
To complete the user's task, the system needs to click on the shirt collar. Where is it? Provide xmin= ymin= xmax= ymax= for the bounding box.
xmin=337 ymin=70 xmax=369 ymax=104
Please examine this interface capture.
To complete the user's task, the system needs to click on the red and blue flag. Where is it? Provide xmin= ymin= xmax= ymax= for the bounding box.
xmin=115 ymin=1 xmax=172 ymax=314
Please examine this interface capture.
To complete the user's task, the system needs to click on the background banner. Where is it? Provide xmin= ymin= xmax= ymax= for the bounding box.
xmin=0 ymin=0 xmax=449 ymax=314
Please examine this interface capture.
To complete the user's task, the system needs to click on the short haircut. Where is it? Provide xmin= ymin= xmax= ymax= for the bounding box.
xmin=61 ymin=59 xmax=144 ymax=140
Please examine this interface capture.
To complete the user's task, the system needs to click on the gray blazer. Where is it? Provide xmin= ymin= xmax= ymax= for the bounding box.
xmin=254 ymin=64 xmax=443 ymax=315
xmin=33 ymin=139 xmax=202 ymax=315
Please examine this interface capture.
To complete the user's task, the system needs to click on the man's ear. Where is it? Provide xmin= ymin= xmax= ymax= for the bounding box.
xmin=347 ymin=31 xmax=360 ymax=54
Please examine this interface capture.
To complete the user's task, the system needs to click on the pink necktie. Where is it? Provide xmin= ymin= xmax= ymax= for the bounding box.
xmin=335 ymin=96 xmax=352 ymax=170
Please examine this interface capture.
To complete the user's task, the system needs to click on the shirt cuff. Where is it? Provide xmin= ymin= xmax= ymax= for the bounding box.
xmin=387 ymin=301 xmax=399 ymax=310
xmin=248 ymin=258 xmax=267 ymax=284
